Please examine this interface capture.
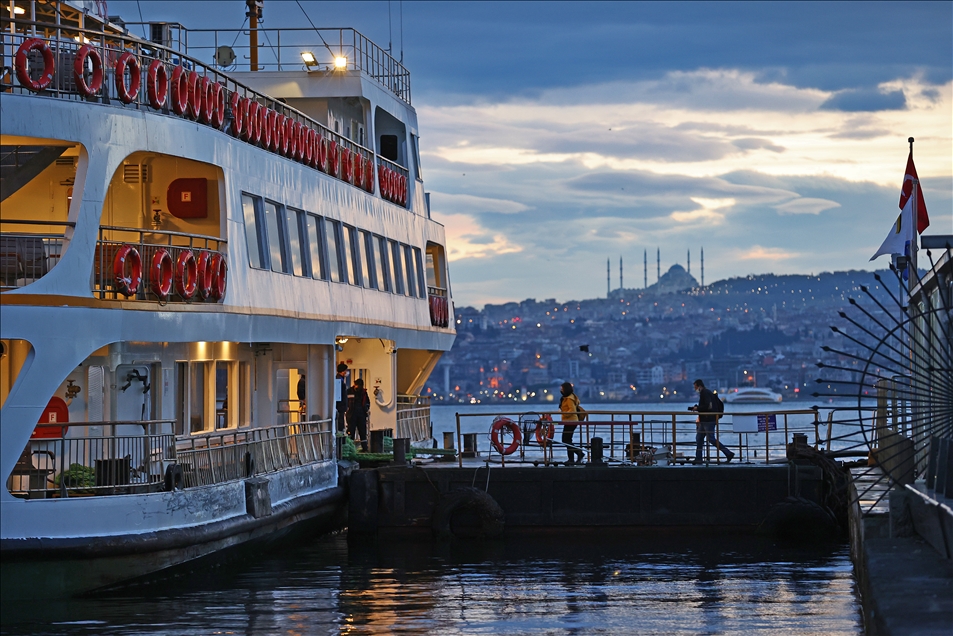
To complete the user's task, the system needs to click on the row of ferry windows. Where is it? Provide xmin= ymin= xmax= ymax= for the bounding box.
xmin=241 ymin=194 xmax=427 ymax=297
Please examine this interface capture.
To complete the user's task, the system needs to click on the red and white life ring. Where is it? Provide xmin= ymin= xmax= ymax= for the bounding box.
xmin=379 ymin=167 xmax=389 ymax=199
xmin=535 ymin=414 xmax=555 ymax=446
xmin=351 ymin=152 xmax=364 ymax=186
xmin=292 ymin=121 xmax=304 ymax=161
xmin=112 ymin=244 xmax=141 ymax=297
xmin=186 ymin=70 xmax=201 ymax=119
xmin=15 ymin=38 xmax=55 ymax=92
xmin=229 ymin=93 xmax=245 ymax=137
xmin=304 ymin=127 xmax=316 ymax=165
xmin=328 ymin=140 xmax=340 ymax=176
xmin=209 ymin=82 xmax=226 ymax=128
xmin=317 ymin=136 xmax=329 ymax=172
xmin=194 ymin=250 xmax=214 ymax=300
xmin=341 ymin=147 xmax=353 ymax=183
xmin=364 ymin=157 xmax=375 ymax=192
xmin=490 ymin=416 xmax=522 ymax=455
xmin=170 ymin=66 xmax=189 ymax=115
xmin=150 ymin=248 xmax=174 ymax=301
xmin=114 ymin=52 xmax=141 ymax=104
xmin=246 ymin=100 xmax=261 ymax=143
xmin=197 ymin=76 xmax=212 ymax=124
xmin=261 ymin=108 xmax=274 ymax=150
xmin=73 ymin=44 xmax=103 ymax=97
xmin=146 ymin=59 xmax=167 ymax=109
xmin=174 ymin=250 xmax=198 ymax=300
xmin=280 ymin=117 xmax=293 ymax=157
xmin=209 ymin=253 xmax=227 ymax=300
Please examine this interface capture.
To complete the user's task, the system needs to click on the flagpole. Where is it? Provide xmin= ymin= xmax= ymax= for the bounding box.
xmin=908 ymin=137 xmax=918 ymax=293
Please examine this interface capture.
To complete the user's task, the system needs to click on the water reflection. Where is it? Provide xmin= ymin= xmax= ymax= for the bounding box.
xmin=1 ymin=531 xmax=860 ymax=635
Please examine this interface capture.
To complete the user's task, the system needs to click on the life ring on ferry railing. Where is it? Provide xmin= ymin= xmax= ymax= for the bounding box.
xmin=73 ymin=44 xmax=103 ymax=97
xmin=282 ymin=118 xmax=295 ymax=158
xmin=379 ymin=167 xmax=390 ymax=199
xmin=174 ymin=250 xmax=198 ymax=300
xmin=194 ymin=250 xmax=213 ymax=300
xmin=341 ymin=147 xmax=353 ymax=183
xmin=197 ymin=76 xmax=212 ymax=124
xmin=317 ymin=136 xmax=329 ymax=172
xmin=229 ymin=93 xmax=245 ymax=137
xmin=186 ymin=71 xmax=201 ymax=119
xmin=150 ymin=248 xmax=174 ymax=301
xmin=246 ymin=100 xmax=261 ymax=143
xmin=367 ymin=158 xmax=376 ymax=192
xmin=490 ymin=416 xmax=522 ymax=456
xmin=15 ymin=38 xmax=55 ymax=92
xmin=114 ymin=52 xmax=141 ymax=104
xmin=328 ymin=140 xmax=340 ymax=176
xmin=209 ymin=253 xmax=227 ymax=301
xmin=293 ymin=122 xmax=305 ymax=161
xmin=274 ymin=114 xmax=286 ymax=155
xmin=535 ymin=414 xmax=556 ymax=446
xmin=146 ymin=59 xmax=167 ymax=109
xmin=261 ymin=109 xmax=275 ymax=150
xmin=112 ymin=244 xmax=142 ymax=297
xmin=303 ymin=127 xmax=315 ymax=165
xmin=209 ymin=82 xmax=226 ymax=129
xmin=352 ymin=152 xmax=364 ymax=186
xmin=170 ymin=66 xmax=189 ymax=115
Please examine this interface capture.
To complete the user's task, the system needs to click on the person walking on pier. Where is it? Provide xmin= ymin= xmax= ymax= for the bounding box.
xmin=691 ymin=379 xmax=733 ymax=464
xmin=559 ymin=382 xmax=586 ymax=465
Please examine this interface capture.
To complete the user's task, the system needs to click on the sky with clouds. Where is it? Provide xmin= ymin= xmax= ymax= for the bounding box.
xmin=113 ymin=1 xmax=952 ymax=307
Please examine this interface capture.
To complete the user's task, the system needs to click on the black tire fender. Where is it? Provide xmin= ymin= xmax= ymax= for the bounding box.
xmin=163 ymin=464 xmax=184 ymax=491
xmin=432 ymin=486 xmax=505 ymax=540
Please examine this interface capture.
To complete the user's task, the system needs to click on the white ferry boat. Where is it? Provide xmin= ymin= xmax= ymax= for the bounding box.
xmin=722 ymin=387 xmax=783 ymax=404
xmin=0 ymin=1 xmax=454 ymax=597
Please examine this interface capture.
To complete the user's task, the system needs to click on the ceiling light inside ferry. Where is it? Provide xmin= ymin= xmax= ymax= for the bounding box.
xmin=300 ymin=51 xmax=317 ymax=67
xmin=11 ymin=6 xmax=25 ymax=14
xmin=333 ymin=56 xmax=347 ymax=69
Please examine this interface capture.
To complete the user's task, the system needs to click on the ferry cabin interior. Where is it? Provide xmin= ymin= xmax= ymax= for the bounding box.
xmin=0 ymin=4 xmax=454 ymax=499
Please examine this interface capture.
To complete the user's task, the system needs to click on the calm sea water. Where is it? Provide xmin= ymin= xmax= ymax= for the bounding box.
xmin=1 ymin=532 xmax=861 ymax=635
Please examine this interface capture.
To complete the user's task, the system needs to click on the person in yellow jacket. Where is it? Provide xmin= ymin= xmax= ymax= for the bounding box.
xmin=559 ymin=382 xmax=586 ymax=465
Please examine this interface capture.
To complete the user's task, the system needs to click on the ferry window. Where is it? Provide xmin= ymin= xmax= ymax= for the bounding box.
xmin=241 ymin=194 xmax=265 ymax=269
xmin=376 ymin=236 xmax=391 ymax=292
xmin=411 ymin=135 xmax=422 ymax=181
xmin=263 ymin=200 xmax=286 ymax=273
xmin=215 ymin=363 xmax=229 ymax=429
xmin=402 ymin=245 xmax=416 ymax=297
xmin=359 ymin=231 xmax=374 ymax=289
xmin=413 ymin=247 xmax=426 ymax=298
xmin=189 ymin=362 xmax=208 ymax=433
xmin=390 ymin=240 xmax=404 ymax=294
xmin=342 ymin=225 xmax=360 ymax=286
xmin=380 ymin=135 xmax=399 ymax=162
xmin=285 ymin=208 xmax=306 ymax=277
xmin=306 ymin=214 xmax=327 ymax=280
xmin=238 ymin=362 xmax=251 ymax=427
xmin=324 ymin=219 xmax=344 ymax=283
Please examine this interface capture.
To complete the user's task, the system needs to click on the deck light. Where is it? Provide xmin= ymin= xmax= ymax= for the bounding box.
xmin=333 ymin=55 xmax=347 ymax=69
xmin=300 ymin=51 xmax=317 ymax=67
xmin=11 ymin=6 xmax=25 ymax=14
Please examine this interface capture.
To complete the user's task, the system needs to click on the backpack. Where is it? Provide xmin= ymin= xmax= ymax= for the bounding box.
xmin=711 ymin=392 xmax=725 ymax=414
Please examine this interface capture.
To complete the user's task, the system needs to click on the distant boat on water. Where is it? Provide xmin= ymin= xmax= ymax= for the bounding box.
xmin=722 ymin=387 xmax=783 ymax=404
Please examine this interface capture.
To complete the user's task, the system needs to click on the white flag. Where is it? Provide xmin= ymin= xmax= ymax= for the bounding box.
xmin=870 ymin=195 xmax=915 ymax=261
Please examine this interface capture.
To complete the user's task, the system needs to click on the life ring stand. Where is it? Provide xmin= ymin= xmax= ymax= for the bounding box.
xmin=490 ymin=416 xmax=521 ymax=455
xmin=174 ymin=250 xmax=198 ymax=300
xmin=146 ymin=59 xmax=167 ymax=109
xmin=535 ymin=414 xmax=555 ymax=447
xmin=194 ymin=250 xmax=214 ymax=301
xmin=114 ymin=52 xmax=141 ymax=104
xmin=150 ymin=248 xmax=174 ymax=301
xmin=15 ymin=38 xmax=55 ymax=92
xmin=112 ymin=244 xmax=142 ymax=297
xmin=73 ymin=44 xmax=103 ymax=97
xmin=209 ymin=253 xmax=227 ymax=301
xmin=170 ymin=66 xmax=189 ymax=115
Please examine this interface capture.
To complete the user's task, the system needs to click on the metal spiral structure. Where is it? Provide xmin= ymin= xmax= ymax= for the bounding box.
xmin=813 ymin=248 xmax=952 ymax=514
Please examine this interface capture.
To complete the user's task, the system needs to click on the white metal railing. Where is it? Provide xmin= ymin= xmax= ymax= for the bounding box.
xmin=396 ymin=395 xmax=431 ymax=442
xmin=0 ymin=220 xmax=74 ymax=290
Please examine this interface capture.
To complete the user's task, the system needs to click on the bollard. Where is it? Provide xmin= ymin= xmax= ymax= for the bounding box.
xmin=443 ymin=432 xmax=455 ymax=450
xmin=589 ymin=437 xmax=605 ymax=466
xmin=462 ymin=433 xmax=478 ymax=458
xmin=393 ymin=437 xmax=409 ymax=465
xmin=370 ymin=430 xmax=386 ymax=454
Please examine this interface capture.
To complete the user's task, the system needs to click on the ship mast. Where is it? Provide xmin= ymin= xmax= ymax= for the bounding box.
xmin=247 ymin=0 xmax=263 ymax=71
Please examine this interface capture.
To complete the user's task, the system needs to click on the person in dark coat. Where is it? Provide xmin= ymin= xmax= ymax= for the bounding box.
xmin=691 ymin=379 xmax=733 ymax=464
xmin=335 ymin=363 xmax=349 ymax=432
xmin=346 ymin=378 xmax=370 ymax=452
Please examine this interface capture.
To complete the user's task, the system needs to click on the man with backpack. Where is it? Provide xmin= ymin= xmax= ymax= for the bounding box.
xmin=690 ymin=379 xmax=734 ymax=464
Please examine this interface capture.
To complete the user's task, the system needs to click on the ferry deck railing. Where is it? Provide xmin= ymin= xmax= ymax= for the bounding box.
xmin=453 ymin=408 xmax=836 ymax=468
xmin=0 ymin=219 xmax=74 ymax=290
xmin=396 ymin=395 xmax=431 ymax=443
xmin=93 ymin=225 xmax=226 ymax=301
xmin=0 ymin=18 xmax=405 ymax=205
xmin=176 ymin=418 xmax=334 ymax=488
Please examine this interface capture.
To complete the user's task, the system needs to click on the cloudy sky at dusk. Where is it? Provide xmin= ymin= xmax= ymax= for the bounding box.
xmin=113 ymin=1 xmax=952 ymax=307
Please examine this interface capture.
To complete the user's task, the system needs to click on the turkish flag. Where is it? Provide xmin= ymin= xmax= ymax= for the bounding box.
xmin=899 ymin=152 xmax=930 ymax=234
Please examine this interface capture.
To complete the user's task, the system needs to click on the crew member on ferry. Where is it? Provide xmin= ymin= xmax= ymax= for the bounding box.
xmin=335 ymin=363 xmax=349 ymax=432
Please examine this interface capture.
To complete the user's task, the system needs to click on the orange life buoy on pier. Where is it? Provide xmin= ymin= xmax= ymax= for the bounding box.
xmin=170 ymin=66 xmax=190 ymax=115
xmin=209 ymin=253 xmax=227 ymax=301
xmin=73 ymin=44 xmax=103 ymax=97
xmin=146 ymin=59 xmax=167 ymax=109
xmin=229 ymin=93 xmax=245 ymax=137
xmin=114 ymin=52 xmax=141 ymax=104
xmin=112 ymin=244 xmax=142 ymax=297
xmin=195 ymin=250 xmax=213 ymax=300
xmin=535 ymin=414 xmax=555 ymax=446
xmin=15 ymin=38 xmax=55 ymax=92
xmin=175 ymin=250 xmax=198 ymax=300
xmin=150 ymin=248 xmax=174 ymax=301
xmin=490 ymin=416 xmax=522 ymax=455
